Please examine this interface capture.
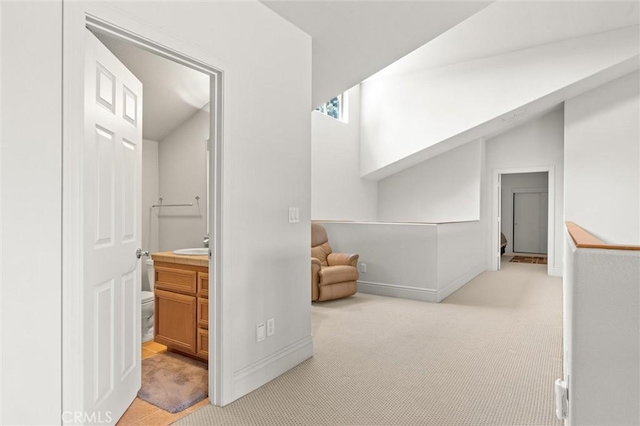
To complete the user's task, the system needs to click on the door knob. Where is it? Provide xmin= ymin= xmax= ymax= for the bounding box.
xmin=136 ymin=248 xmax=149 ymax=259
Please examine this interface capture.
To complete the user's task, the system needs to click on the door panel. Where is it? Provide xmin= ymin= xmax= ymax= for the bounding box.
xmin=94 ymin=280 xmax=114 ymax=406
xmin=540 ymin=192 xmax=548 ymax=254
xmin=95 ymin=126 xmax=115 ymax=247
xmin=84 ymin=29 xmax=143 ymax=424
xmin=513 ymin=192 xmax=547 ymax=254
xmin=122 ymin=271 xmax=137 ymax=377
xmin=122 ymin=139 xmax=137 ymax=243
xmin=497 ymin=175 xmax=502 ymax=270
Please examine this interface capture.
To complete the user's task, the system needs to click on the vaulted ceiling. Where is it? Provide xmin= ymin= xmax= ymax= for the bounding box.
xmin=262 ymin=0 xmax=639 ymax=180
xmin=261 ymin=0 xmax=493 ymax=107
xmin=262 ymin=1 xmax=639 ymax=107
xmin=93 ymin=0 xmax=640 ymax=165
xmin=369 ymin=0 xmax=640 ymax=81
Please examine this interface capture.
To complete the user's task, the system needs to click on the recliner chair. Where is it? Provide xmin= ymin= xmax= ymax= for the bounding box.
xmin=311 ymin=223 xmax=359 ymax=302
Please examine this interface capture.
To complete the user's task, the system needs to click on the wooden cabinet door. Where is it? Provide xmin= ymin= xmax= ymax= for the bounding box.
xmin=197 ymin=297 xmax=209 ymax=329
xmin=197 ymin=328 xmax=209 ymax=360
xmin=154 ymin=289 xmax=196 ymax=354
xmin=197 ymin=272 xmax=208 ymax=297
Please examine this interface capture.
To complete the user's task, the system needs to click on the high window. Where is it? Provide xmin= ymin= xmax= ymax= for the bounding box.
xmin=315 ymin=93 xmax=344 ymax=121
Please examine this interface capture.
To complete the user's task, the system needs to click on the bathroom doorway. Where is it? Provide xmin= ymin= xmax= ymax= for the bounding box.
xmin=90 ymin=27 xmax=212 ymax=423
xmin=62 ymin=8 xmax=225 ymax=425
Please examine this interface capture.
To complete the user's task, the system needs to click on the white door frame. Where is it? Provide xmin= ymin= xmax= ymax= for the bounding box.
xmin=62 ymin=3 xmax=229 ymax=417
xmin=491 ymin=166 xmax=556 ymax=276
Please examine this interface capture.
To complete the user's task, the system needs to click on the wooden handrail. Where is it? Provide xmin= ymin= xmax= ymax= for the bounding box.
xmin=566 ymin=221 xmax=640 ymax=251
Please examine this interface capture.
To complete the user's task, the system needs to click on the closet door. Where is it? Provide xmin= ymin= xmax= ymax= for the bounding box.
xmin=513 ymin=192 xmax=547 ymax=254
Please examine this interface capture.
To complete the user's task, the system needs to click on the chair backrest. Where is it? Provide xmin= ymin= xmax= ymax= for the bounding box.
xmin=312 ymin=223 xmax=328 ymax=246
xmin=311 ymin=223 xmax=332 ymax=266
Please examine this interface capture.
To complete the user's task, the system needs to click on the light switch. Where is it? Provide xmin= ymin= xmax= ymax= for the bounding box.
xmin=257 ymin=323 xmax=266 ymax=342
xmin=288 ymin=207 xmax=299 ymax=224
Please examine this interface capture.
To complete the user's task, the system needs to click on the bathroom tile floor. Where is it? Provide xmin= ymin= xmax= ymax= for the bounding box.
xmin=116 ymin=341 xmax=210 ymax=426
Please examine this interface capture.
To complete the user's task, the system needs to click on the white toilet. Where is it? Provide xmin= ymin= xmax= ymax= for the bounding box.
xmin=141 ymin=259 xmax=155 ymax=343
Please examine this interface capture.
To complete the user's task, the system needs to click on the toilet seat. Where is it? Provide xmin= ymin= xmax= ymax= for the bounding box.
xmin=141 ymin=291 xmax=154 ymax=303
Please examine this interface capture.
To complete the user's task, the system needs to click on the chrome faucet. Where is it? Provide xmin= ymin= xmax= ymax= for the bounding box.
xmin=203 ymin=233 xmax=210 ymax=248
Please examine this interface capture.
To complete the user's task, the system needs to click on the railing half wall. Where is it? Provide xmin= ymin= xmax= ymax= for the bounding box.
xmin=563 ymin=222 xmax=639 ymax=426
xmin=318 ymin=220 xmax=485 ymax=303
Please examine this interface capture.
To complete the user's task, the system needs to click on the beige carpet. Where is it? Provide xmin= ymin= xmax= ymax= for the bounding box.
xmin=177 ymin=262 xmax=562 ymax=425
xmin=138 ymin=352 xmax=208 ymax=413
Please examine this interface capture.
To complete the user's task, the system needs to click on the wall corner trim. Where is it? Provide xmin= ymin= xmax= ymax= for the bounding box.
xmin=232 ymin=336 xmax=313 ymax=402
xmin=437 ymin=263 xmax=485 ymax=302
xmin=357 ymin=281 xmax=438 ymax=303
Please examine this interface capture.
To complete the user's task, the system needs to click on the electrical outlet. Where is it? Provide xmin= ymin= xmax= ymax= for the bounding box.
xmin=267 ymin=318 xmax=275 ymax=337
xmin=288 ymin=207 xmax=299 ymax=223
xmin=256 ymin=322 xmax=266 ymax=342
xmin=360 ymin=263 xmax=367 ymax=273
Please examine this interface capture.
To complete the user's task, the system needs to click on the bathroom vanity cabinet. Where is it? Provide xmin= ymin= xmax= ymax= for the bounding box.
xmin=151 ymin=252 xmax=209 ymax=362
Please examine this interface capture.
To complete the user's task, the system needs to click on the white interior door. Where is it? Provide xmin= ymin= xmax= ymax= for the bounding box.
xmin=540 ymin=192 xmax=548 ymax=254
xmin=497 ymin=174 xmax=502 ymax=270
xmin=513 ymin=192 xmax=547 ymax=254
xmin=83 ymin=29 xmax=143 ymax=424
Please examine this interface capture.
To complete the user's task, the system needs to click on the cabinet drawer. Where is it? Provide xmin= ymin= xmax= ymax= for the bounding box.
xmin=155 ymin=266 xmax=197 ymax=294
xmin=154 ymin=289 xmax=196 ymax=354
xmin=197 ymin=297 xmax=209 ymax=329
xmin=197 ymin=328 xmax=208 ymax=360
xmin=198 ymin=272 xmax=209 ymax=297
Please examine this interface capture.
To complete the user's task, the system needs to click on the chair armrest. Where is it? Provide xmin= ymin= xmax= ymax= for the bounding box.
xmin=311 ymin=258 xmax=321 ymax=301
xmin=327 ymin=252 xmax=359 ymax=268
xmin=311 ymin=257 xmax=321 ymax=279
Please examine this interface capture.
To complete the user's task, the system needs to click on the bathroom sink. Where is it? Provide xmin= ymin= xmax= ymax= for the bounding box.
xmin=173 ymin=248 xmax=209 ymax=256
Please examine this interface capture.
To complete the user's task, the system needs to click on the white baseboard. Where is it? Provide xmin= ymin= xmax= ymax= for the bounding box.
xmin=232 ymin=336 xmax=313 ymax=401
xmin=437 ymin=263 xmax=485 ymax=302
xmin=357 ymin=280 xmax=438 ymax=303
xmin=550 ymin=265 xmax=563 ymax=277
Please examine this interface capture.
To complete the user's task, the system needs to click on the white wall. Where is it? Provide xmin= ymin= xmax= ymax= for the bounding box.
xmin=485 ymin=107 xmax=564 ymax=274
xmin=360 ymin=26 xmax=638 ymax=180
xmin=320 ymin=221 xmax=485 ymax=302
xmin=0 ymin=1 xmax=312 ymax=421
xmin=436 ymin=221 xmax=486 ymax=300
xmin=564 ymin=71 xmax=640 ymax=245
xmin=378 ymin=139 xmax=482 ymax=222
xmin=1 ymin=2 xmax=62 ymax=424
xmin=501 ymin=172 xmax=549 ymax=253
xmin=142 ymin=139 xmax=159 ymax=290
xmin=564 ymin=234 xmax=640 ymax=425
xmin=311 ymin=85 xmax=377 ymax=221
xmin=73 ymin=1 xmax=312 ymax=404
xmin=84 ymin=0 xmax=311 ymax=404
xmin=322 ymin=222 xmax=439 ymax=301
xmin=158 ymin=107 xmax=209 ymax=252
